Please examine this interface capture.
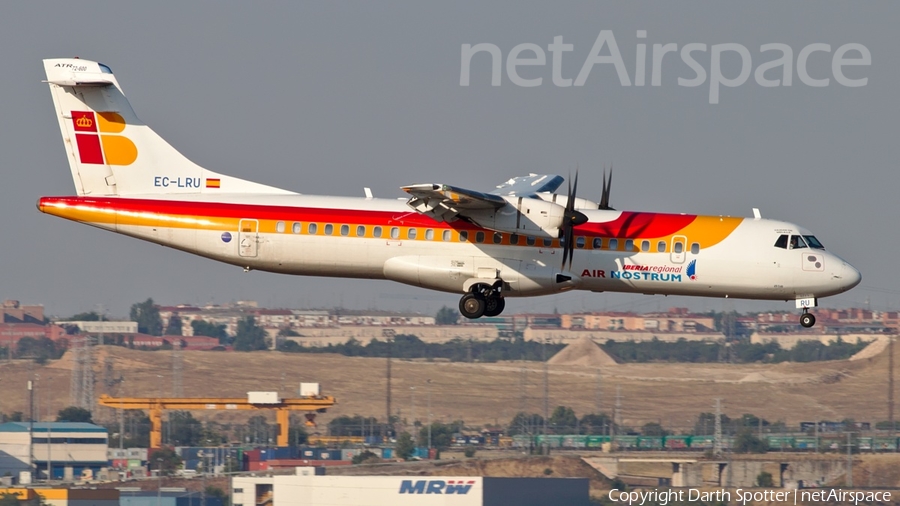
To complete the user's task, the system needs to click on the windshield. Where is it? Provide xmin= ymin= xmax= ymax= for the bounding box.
xmin=803 ymin=235 xmax=825 ymax=249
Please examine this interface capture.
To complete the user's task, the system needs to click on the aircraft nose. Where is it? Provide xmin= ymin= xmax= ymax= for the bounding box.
xmin=841 ymin=262 xmax=862 ymax=290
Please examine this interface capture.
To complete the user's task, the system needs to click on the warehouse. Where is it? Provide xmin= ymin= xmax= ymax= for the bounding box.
xmin=0 ymin=422 xmax=108 ymax=481
xmin=233 ymin=468 xmax=589 ymax=506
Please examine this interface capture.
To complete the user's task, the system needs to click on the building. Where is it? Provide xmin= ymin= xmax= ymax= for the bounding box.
xmin=0 ymin=323 xmax=67 ymax=348
xmin=561 ymin=308 xmax=715 ymax=333
xmin=0 ymin=422 xmax=108 ymax=481
xmin=233 ymin=468 xmax=589 ymax=506
xmin=119 ymin=488 xmax=222 ymax=506
xmin=0 ymin=488 xmax=118 ymax=506
xmin=53 ymin=320 xmax=139 ymax=334
xmin=1 ymin=300 xmax=44 ymax=324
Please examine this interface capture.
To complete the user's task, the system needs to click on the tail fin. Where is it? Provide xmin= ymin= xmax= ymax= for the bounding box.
xmin=43 ymin=58 xmax=294 ymax=196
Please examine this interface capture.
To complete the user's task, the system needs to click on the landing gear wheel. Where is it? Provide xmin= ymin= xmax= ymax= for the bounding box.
xmin=459 ymin=293 xmax=486 ymax=319
xmin=800 ymin=312 xmax=816 ymax=328
xmin=483 ymin=297 xmax=506 ymax=317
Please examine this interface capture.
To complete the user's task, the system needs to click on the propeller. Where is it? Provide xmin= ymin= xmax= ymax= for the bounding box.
xmin=599 ymin=165 xmax=614 ymax=210
xmin=561 ymin=168 xmax=589 ymax=272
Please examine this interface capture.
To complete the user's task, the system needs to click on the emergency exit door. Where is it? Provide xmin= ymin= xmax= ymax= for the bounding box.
xmin=239 ymin=219 xmax=259 ymax=257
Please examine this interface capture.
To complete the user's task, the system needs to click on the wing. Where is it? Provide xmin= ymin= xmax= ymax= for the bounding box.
xmin=401 ymin=174 xmax=563 ymax=223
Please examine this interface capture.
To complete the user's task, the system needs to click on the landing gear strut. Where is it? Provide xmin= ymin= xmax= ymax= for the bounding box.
xmin=800 ymin=310 xmax=816 ymax=328
xmin=459 ymin=281 xmax=505 ymax=319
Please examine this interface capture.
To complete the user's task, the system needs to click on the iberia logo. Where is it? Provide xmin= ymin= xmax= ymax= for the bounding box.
xmin=687 ymin=259 xmax=697 ymax=280
xmin=72 ymin=111 xmax=137 ymax=166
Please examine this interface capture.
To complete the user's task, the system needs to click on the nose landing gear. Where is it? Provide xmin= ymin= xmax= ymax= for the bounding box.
xmin=796 ymin=297 xmax=818 ymax=328
xmin=459 ymin=281 xmax=505 ymax=319
xmin=799 ymin=310 xmax=816 ymax=328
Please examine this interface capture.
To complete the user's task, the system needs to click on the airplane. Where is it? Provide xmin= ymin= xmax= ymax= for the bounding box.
xmin=37 ymin=58 xmax=861 ymax=327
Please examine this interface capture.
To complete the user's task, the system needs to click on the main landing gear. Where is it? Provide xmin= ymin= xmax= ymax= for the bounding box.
xmin=459 ymin=281 xmax=505 ymax=319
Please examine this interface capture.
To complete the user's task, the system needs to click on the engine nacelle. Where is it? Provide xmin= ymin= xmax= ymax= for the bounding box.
xmin=534 ymin=192 xmax=601 ymax=210
xmin=465 ymin=196 xmax=566 ymax=238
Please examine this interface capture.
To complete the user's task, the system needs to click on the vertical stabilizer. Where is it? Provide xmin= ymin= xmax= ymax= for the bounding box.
xmin=43 ymin=58 xmax=294 ymax=196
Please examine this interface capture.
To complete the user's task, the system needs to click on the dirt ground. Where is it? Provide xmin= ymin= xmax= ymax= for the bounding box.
xmin=0 ymin=342 xmax=895 ymax=431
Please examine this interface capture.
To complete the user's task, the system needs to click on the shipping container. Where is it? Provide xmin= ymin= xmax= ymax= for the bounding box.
xmin=363 ymin=436 xmax=382 ymax=445
xmin=108 ymin=449 xmax=127 ymax=459
xmin=248 ymin=391 xmax=280 ymax=404
xmin=381 ymin=448 xmax=393 ymax=459
xmin=341 ymin=449 xmax=361 ymax=461
xmin=127 ymin=459 xmax=143 ymax=469
xmin=246 ymin=461 xmax=268 ymax=471
xmin=665 ymin=436 xmax=689 ymax=449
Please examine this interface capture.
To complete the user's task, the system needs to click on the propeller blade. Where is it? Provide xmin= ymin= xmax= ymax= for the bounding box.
xmin=599 ymin=166 xmax=614 ymax=210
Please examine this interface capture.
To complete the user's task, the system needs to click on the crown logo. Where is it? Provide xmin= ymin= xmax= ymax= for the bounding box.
xmin=75 ymin=116 xmax=93 ymax=128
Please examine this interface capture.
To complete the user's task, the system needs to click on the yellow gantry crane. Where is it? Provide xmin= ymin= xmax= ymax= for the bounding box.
xmin=98 ymin=392 xmax=336 ymax=448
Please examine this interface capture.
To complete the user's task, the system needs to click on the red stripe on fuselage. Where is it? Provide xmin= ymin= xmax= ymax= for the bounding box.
xmin=38 ymin=196 xmax=699 ymax=237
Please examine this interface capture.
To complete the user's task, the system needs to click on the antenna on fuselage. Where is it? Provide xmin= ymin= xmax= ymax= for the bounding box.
xmin=364 ymin=187 xmax=373 ymax=199
xmin=752 ymin=208 xmax=761 ymax=220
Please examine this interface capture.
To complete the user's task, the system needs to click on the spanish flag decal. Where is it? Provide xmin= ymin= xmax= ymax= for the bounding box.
xmin=205 ymin=178 xmax=221 ymax=189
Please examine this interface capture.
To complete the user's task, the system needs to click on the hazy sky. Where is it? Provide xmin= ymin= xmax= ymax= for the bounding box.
xmin=3 ymin=2 xmax=898 ymax=318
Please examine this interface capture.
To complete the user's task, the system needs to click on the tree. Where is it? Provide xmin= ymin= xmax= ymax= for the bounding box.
xmin=435 ymin=306 xmax=459 ymax=325
xmin=756 ymin=471 xmax=774 ymax=487
xmin=395 ymin=431 xmax=415 ymax=460
xmin=0 ymin=494 xmax=20 ymax=506
xmin=548 ymin=406 xmax=578 ymax=433
xmin=150 ymin=447 xmax=182 ymax=476
xmin=67 ymin=311 xmax=107 ymax=322
xmin=416 ymin=420 xmax=464 ymax=449
xmin=641 ymin=422 xmax=669 ymax=436
xmin=734 ymin=429 xmax=768 ymax=454
xmin=16 ymin=337 xmax=66 ymax=364
xmin=57 ymin=406 xmax=93 ymax=423
xmin=164 ymin=314 xmax=183 ymax=336
xmin=167 ymin=411 xmax=203 ymax=446
xmin=507 ymin=412 xmax=545 ymax=436
xmin=579 ymin=413 xmax=615 ymax=435
xmin=191 ymin=320 xmax=230 ymax=344
xmin=130 ymin=298 xmax=163 ymax=336
xmin=233 ymin=316 xmax=268 ymax=351
xmin=8 ymin=412 xmax=23 ymax=422
xmin=352 ymin=450 xmax=381 ymax=465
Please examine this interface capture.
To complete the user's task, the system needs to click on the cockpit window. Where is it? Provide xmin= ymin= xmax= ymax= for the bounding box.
xmin=789 ymin=235 xmax=807 ymax=249
xmin=98 ymin=63 xmax=113 ymax=74
xmin=803 ymin=235 xmax=825 ymax=249
xmin=774 ymin=235 xmax=788 ymax=249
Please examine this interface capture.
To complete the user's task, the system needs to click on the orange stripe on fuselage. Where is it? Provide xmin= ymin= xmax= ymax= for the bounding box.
xmin=37 ymin=196 xmax=743 ymax=250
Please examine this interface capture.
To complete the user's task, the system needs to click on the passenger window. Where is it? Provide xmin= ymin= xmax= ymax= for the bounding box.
xmin=493 ymin=232 xmax=502 ymax=244
xmin=526 ymin=236 xmax=536 ymax=246
xmin=373 ymin=226 xmax=382 ymax=238
xmin=324 ymin=224 xmax=334 ymax=235
xmin=510 ymin=234 xmax=519 ymax=245
xmin=475 ymin=231 xmax=485 ymax=243
xmin=593 ymin=238 xmax=603 ymax=249
xmin=292 ymin=222 xmax=302 ymax=234
xmin=543 ymin=238 xmax=552 ymax=247
xmin=609 ymin=239 xmax=618 ymax=250
xmin=408 ymin=228 xmax=417 ymax=240
xmin=576 ymin=236 xmax=585 ymax=249
xmin=390 ymin=227 xmax=399 ymax=239
xmin=673 ymin=242 xmax=684 ymax=254
xmin=356 ymin=225 xmax=366 ymax=237
xmin=774 ymin=235 xmax=788 ymax=249
xmin=625 ymin=239 xmax=635 ymax=251
xmin=657 ymin=241 xmax=666 ymax=253
xmin=308 ymin=223 xmax=318 ymax=235
xmin=789 ymin=235 xmax=807 ymax=249
xmin=690 ymin=243 xmax=699 ymax=254
xmin=640 ymin=240 xmax=650 ymax=252
xmin=340 ymin=224 xmax=349 ymax=236
xmin=276 ymin=221 xmax=285 ymax=233
xmin=803 ymin=235 xmax=825 ymax=249
xmin=425 ymin=229 xmax=434 ymax=240
xmin=443 ymin=230 xmax=451 ymax=241
xmin=459 ymin=231 xmax=468 ymax=242
xmin=559 ymin=236 xmax=566 ymax=247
